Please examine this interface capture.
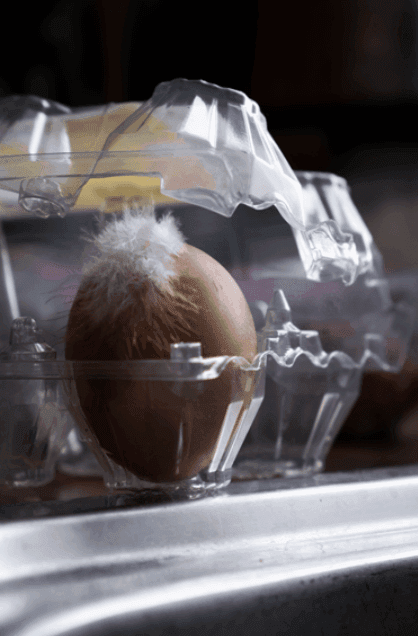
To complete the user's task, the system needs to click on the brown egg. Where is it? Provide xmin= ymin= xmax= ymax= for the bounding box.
xmin=65 ymin=212 xmax=257 ymax=482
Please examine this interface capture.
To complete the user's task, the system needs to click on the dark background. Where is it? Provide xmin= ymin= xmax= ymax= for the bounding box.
xmin=2 ymin=0 xmax=418 ymax=175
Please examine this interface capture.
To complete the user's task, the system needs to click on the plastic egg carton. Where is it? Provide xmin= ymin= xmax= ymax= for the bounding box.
xmin=0 ymin=80 xmax=414 ymax=494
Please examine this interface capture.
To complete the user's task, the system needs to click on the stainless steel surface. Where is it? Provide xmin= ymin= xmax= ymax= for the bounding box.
xmin=1 ymin=466 xmax=418 ymax=635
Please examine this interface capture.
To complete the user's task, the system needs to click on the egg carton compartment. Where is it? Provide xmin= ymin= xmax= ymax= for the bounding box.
xmin=265 ymin=275 xmax=414 ymax=372
xmin=0 ymin=317 xmax=70 ymax=487
xmin=233 ymin=280 xmax=415 ymax=480
xmin=64 ymin=342 xmax=265 ymax=495
xmin=0 ymin=376 xmax=68 ymax=487
xmin=0 ymin=324 xmax=266 ymax=495
xmin=234 ymin=291 xmax=363 ymax=479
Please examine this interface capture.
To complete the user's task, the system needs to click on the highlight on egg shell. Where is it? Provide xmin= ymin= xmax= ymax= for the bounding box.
xmin=65 ymin=208 xmax=258 ymax=483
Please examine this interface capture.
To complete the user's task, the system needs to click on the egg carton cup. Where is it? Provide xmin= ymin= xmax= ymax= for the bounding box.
xmin=59 ymin=342 xmax=266 ymax=496
xmin=0 ymin=375 xmax=70 ymax=487
xmin=270 ymin=274 xmax=415 ymax=374
xmin=0 ymin=317 xmax=71 ymax=487
xmin=0 ymin=317 xmax=105 ymax=486
xmin=233 ymin=287 xmax=415 ymax=480
xmin=0 ymin=365 xmax=72 ymax=487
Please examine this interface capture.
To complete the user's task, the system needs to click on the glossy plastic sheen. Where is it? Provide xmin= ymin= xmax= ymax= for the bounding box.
xmin=0 ymin=83 xmax=374 ymax=287
xmin=0 ymin=317 xmax=67 ymax=486
xmin=61 ymin=342 xmax=266 ymax=494
xmin=0 ymin=344 xmax=265 ymax=492
xmin=0 ymin=84 xmax=303 ymax=225
xmin=235 ymin=292 xmax=361 ymax=478
xmin=293 ymin=172 xmax=379 ymax=284
xmin=234 ymin=283 xmax=414 ymax=480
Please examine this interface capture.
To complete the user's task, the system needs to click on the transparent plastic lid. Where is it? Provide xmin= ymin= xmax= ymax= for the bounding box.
xmin=0 ymin=81 xmax=302 ymax=225
xmin=293 ymin=172 xmax=380 ymax=284
xmin=0 ymin=80 xmax=378 ymax=286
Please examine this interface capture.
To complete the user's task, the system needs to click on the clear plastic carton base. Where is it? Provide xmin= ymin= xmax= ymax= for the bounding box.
xmin=0 ymin=262 xmax=413 ymax=494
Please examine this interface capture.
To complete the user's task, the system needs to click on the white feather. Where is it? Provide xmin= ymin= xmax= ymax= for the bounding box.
xmin=79 ymin=208 xmax=185 ymax=319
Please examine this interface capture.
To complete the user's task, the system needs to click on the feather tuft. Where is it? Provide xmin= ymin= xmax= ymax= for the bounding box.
xmin=77 ymin=208 xmax=186 ymax=323
xmin=84 ymin=207 xmax=184 ymax=284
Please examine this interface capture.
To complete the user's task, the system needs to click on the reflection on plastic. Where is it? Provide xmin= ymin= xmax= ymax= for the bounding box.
xmin=61 ymin=342 xmax=266 ymax=496
xmin=234 ymin=284 xmax=414 ymax=480
xmin=293 ymin=172 xmax=378 ymax=285
xmin=0 ymin=83 xmax=376 ymax=286
xmin=0 ymin=317 xmax=67 ymax=486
